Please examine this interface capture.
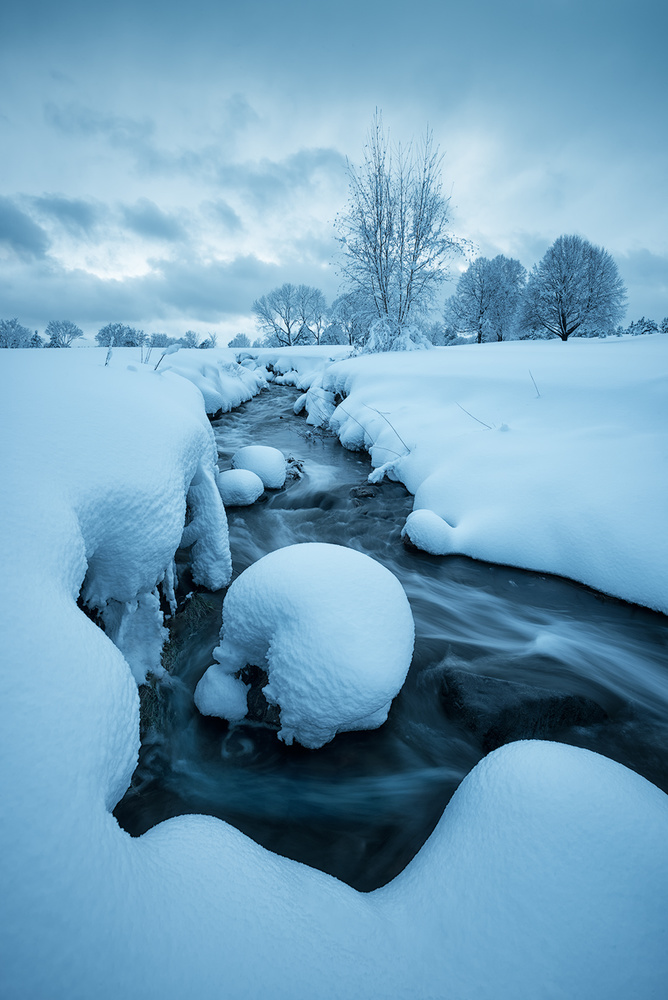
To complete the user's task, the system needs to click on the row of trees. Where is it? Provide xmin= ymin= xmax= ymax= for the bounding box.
xmin=251 ymin=114 xmax=649 ymax=351
xmin=249 ymin=273 xmax=665 ymax=351
xmin=444 ymin=235 xmax=630 ymax=343
xmin=0 ymin=115 xmax=660 ymax=354
xmin=0 ymin=321 xmax=220 ymax=350
xmin=251 ymin=283 xmax=374 ymax=348
xmin=0 ymin=318 xmax=85 ymax=349
xmin=94 ymin=324 xmax=219 ymax=349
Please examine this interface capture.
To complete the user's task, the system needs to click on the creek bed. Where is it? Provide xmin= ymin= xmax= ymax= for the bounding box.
xmin=115 ymin=386 xmax=668 ymax=891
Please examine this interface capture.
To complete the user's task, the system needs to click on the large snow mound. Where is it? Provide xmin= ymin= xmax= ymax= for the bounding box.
xmin=379 ymin=740 xmax=668 ymax=1000
xmin=303 ymin=336 xmax=668 ymax=614
xmin=232 ymin=444 xmax=287 ymax=488
xmin=0 ymin=350 xmax=232 ymax=685
xmin=195 ymin=542 xmax=415 ymax=748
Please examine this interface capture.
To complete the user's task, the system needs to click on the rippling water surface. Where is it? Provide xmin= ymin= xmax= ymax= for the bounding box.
xmin=115 ymin=386 xmax=668 ymax=891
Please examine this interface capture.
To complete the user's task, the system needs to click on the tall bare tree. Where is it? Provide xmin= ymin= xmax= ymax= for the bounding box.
xmin=296 ymin=285 xmax=327 ymax=344
xmin=336 ymin=112 xmax=462 ymax=345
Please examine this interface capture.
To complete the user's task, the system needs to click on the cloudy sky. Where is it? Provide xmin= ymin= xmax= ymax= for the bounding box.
xmin=1 ymin=0 xmax=666 ymax=343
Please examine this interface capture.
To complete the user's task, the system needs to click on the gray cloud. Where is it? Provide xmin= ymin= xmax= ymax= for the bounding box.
xmin=205 ymin=199 xmax=244 ymax=233
xmin=0 ymin=248 xmax=339 ymax=333
xmin=218 ymin=148 xmax=347 ymax=209
xmin=121 ymin=199 xmax=186 ymax=242
xmin=221 ymin=93 xmax=260 ymax=132
xmin=618 ymin=249 xmax=668 ymax=321
xmin=43 ymin=101 xmax=205 ymax=177
xmin=0 ymin=197 xmax=50 ymax=258
xmin=44 ymin=101 xmax=154 ymax=146
xmin=32 ymin=194 xmax=103 ymax=234
xmin=2 ymin=1 xmax=665 ymax=327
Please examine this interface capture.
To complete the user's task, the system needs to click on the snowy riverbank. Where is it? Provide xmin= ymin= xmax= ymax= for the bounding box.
xmin=1 ymin=342 xmax=667 ymax=999
xmin=258 ymin=336 xmax=668 ymax=614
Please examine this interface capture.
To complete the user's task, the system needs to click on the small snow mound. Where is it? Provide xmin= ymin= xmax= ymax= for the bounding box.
xmin=195 ymin=542 xmax=415 ymax=748
xmin=232 ymin=445 xmax=287 ymax=489
xmin=293 ymin=392 xmax=307 ymax=415
xmin=195 ymin=670 xmax=249 ymax=721
xmin=402 ymin=509 xmax=457 ymax=555
xmin=217 ymin=468 xmax=265 ymax=506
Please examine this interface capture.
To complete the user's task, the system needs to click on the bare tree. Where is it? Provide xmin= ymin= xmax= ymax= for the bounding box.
xmin=296 ymin=285 xmax=327 ymax=344
xmin=45 ymin=319 xmax=84 ymax=348
xmin=446 ymin=255 xmax=527 ymax=344
xmin=522 ymin=235 xmax=627 ymax=341
xmin=336 ymin=112 xmax=462 ymax=347
xmin=198 ymin=333 xmax=218 ymax=348
xmin=252 ymin=283 xmax=315 ymax=347
xmin=327 ymin=291 xmax=375 ymax=347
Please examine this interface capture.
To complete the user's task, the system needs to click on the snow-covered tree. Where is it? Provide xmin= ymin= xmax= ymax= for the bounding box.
xmin=521 ymin=235 xmax=627 ymax=341
xmin=446 ymin=255 xmax=527 ymax=344
xmin=96 ymin=323 xmax=145 ymax=347
xmin=661 ymin=317 xmax=668 ymax=335
xmin=336 ymin=112 xmax=461 ymax=350
xmin=252 ymin=283 xmax=316 ymax=347
xmin=45 ymin=319 xmax=84 ymax=348
xmin=626 ymin=317 xmax=659 ymax=336
xmin=0 ymin=318 xmax=32 ymax=348
xmin=228 ymin=333 xmax=251 ymax=348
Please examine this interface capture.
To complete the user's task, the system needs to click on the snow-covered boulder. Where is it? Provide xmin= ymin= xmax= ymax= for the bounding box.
xmin=195 ymin=542 xmax=415 ymax=748
xmin=217 ymin=468 xmax=265 ymax=506
xmin=232 ymin=445 xmax=287 ymax=489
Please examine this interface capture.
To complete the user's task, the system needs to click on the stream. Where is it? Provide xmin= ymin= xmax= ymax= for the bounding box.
xmin=115 ymin=386 xmax=668 ymax=891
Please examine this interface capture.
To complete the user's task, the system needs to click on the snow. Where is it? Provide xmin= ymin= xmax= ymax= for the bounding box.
xmin=162 ymin=348 xmax=267 ymax=414
xmin=195 ymin=542 xmax=415 ymax=748
xmin=216 ymin=468 xmax=265 ymax=506
xmin=1 ymin=341 xmax=668 ymax=999
xmin=232 ymin=444 xmax=287 ymax=488
xmin=300 ymin=335 xmax=668 ymax=614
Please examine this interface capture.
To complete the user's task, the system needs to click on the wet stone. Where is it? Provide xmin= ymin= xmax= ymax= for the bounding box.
xmin=440 ymin=667 xmax=608 ymax=753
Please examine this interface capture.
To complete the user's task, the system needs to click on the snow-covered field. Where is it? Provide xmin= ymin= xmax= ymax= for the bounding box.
xmin=1 ymin=339 xmax=667 ymax=999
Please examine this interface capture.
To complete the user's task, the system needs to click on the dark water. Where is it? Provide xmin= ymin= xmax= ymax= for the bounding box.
xmin=115 ymin=387 xmax=668 ymax=891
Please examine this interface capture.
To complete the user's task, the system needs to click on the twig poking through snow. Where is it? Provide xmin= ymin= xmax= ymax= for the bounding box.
xmin=529 ymin=369 xmax=541 ymax=398
xmin=361 ymin=404 xmax=410 ymax=455
xmin=456 ymin=402 xmax=492 ymax=430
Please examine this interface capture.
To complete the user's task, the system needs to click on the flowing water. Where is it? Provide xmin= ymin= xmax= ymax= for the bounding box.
xmin=115 ymin=386 xmax=668 ymax=891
